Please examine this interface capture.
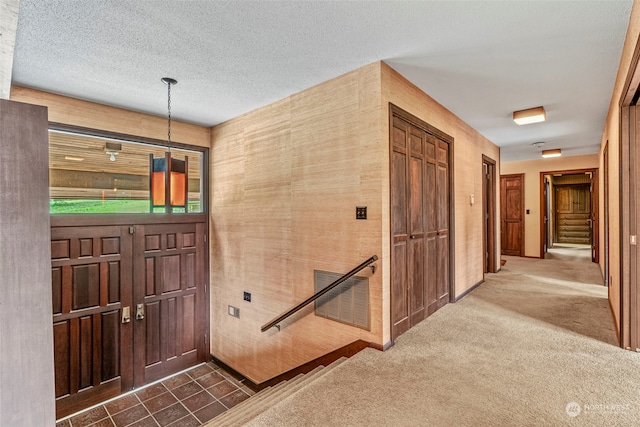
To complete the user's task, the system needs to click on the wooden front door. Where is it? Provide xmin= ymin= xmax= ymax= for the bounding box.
xmin=391 ymin=110 xmax=451 ymax=340
xmin=501 ymin=174 xmax=524 ymax=256
xmin=133 ymin=222 xmax=207 ymax=386
xmin=52 ymin=216 xmax=207 ymax=419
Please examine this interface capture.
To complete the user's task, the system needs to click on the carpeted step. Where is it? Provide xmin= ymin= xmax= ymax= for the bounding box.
xmin=205 ymin=357 xmax=348 ymax=426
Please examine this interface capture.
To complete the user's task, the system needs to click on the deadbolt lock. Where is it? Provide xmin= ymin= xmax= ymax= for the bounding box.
xmin=136 ymin=303 xmax=145 ymax=320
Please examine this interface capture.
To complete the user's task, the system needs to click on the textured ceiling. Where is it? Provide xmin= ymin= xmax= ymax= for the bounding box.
xmin=12 ymin=0 xmax=634 ymax=161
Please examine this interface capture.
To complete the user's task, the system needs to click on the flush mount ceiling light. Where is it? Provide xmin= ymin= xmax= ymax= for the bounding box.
xmin=150 ymin=77 xmax=188 ymax=213
xmin=542 ymin=148 xmax=561 ymax=158
xmin=513 ymin=106 xmax=546 ymax=125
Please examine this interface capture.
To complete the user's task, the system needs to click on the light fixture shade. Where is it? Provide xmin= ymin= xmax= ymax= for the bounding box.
xmin=150 ymin=152 xmax=188 ymax=211
xmin=541 ymin=148 xmax=561 ymax=158
xmin=513 ymin=106 xmax=546 ymax=125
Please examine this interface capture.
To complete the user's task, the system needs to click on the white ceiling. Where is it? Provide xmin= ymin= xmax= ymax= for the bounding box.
xmin=11 ymin=0 xmax=634 ymax=161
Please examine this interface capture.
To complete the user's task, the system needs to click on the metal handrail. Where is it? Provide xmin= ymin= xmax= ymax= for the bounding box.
xmin=260 ymin=255 xmax=378 ymax=332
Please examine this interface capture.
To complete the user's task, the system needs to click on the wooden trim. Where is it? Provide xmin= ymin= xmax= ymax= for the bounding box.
xmin=369 ymin=340 xmax=394 ymax=351
xmin=482 ymin=155 xmax=497 ymax=273
xmin=212 ymin=340 xmax=374 ymax=392
xmin=455 ymin=279 xmax=484 ymax=302
xmin=49 ymin=122 xmax=208 ymax=154
xmin=389 ymin=104 xmax=454 ymax=144
xmin=51 ymin=213 xmax=207 ymax=227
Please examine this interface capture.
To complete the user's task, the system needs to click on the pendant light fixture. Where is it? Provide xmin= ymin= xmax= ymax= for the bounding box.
xmin=150 ymin=77 xmax=188 ymax=212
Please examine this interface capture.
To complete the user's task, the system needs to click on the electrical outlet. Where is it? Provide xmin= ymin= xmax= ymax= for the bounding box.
xmin=243 ymin=291 xmax=251 ymax=302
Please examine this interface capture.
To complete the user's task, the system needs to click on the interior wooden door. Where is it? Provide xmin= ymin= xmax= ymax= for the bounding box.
xmin=51 ymin=225 xmax=133 ymax=419
xmin=500 ymin=174 xmax=524 ymax=256
xmin=133 ymin=222 xmax=207 ymax=386
xmin=391 ymin=110 xmax=451 ymax=340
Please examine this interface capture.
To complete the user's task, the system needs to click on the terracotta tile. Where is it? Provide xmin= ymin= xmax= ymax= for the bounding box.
xmin=182 ymin=390 xmax=215 ymax=412
xmin=143 ymin=391 xmax=178 ymax=414
xmin=56 ymin=419 xmax=72 ymax=427
xmin=186 ymin=363 xmax=214 ymax=380
xmin=171 ymin=381 xmax=203 ymax=400
xmin=207 ymin=380 xmax=237 ymax=399
xmin=161 ymin=373 xmax=191 ymax=390
xmin=70 ymin=406 xmax=110 ymax=426
xmin=105 ymin=393 xmax=140 ymax=415
xmin=136 ymin=383 xmax=168 ymax=402
xmin=126 ymin=416 xmax=159 ymax=427
xmin=111 ymin=404 xmax=151 ymax=427
xmin=153 ymin=402 xmax=189 ymax=427
xmin=196 ymin=371 xmax=225 ymax=388
xmin=219 ymin=389 xmax=250 ymax=409
xmin=193 ymin=401 xmax=227 ymax=424
xmin=166 ymin=414 xmax=201 ymax=427
xmin=88 ymin=418 xmax=116 ymax=427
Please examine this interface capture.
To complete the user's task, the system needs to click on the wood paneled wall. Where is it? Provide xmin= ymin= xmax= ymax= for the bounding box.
xmin=0 ymin=100 xmax=56 ymax=425
xmin=210 ymin=64 xmax=384 ymax=383
xmin=600 ymin=1 xmax=640 ymax=342
xmin=10 ymin=86 xmax=210 ymax=148
xmin=212 ymin=61 xmax=501 ymax=382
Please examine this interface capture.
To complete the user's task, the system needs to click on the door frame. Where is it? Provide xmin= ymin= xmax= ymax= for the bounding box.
xmin=389 ymin=103 xmax=455 ymax=342
xmin=482 ymin=155 xmax=497 ymax=274
xmin=538 ymin=168 xmax=598 ymax=260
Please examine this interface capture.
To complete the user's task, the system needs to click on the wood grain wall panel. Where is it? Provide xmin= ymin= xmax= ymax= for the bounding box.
xmin=101 ymin=310 xmax=120 ymax=380
xmin=145 ymin=302 xmax=161 ymax=365
xmin=10 ymin=86 xmax=210 ymax=148
xmin=211 ymin=61 xmax=500 ymax=383
xmin=211 ymin=64 xmax=383 ymax=383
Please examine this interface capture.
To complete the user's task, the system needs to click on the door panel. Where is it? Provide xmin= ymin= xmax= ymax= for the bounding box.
xmin=134 ymin=222 xmax=207 ymax=386
xmin=391 ymin=110 xmax=451 ymax=340
xmin=51 ymin=226 xmax=132 ymax=419
xmin=501 ymin=174 xmax=524 ymax=256
xmin=391 ymin=121 xmax=409 ymax=337
xmin=52 ymin=217 xmax=207 ymax=418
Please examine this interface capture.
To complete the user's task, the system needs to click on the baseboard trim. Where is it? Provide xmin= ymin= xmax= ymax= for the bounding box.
xmin=369 ymin=340 xmax=394 ymax=351
xmin=455 ymin=279 xmax=484 ymax=302
xmin=211 ymin=339 xmax=374 ymax=392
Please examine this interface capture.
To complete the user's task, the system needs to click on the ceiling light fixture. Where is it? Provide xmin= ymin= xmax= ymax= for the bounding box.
xmin=150 ymin=77 xmax=188 ymax=213
xmin=64 ymin=155 xmax=85 ymax=161
xmin=513 ymin=106 xmax=546 ymax=125
xmin=541 ymin=148 xmax=561 ymax=158
xmin=104 ymin=142 xmax=122 ymax=161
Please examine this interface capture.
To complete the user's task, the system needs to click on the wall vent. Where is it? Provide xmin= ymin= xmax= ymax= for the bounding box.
xmin=314 ymin=270 xmax=370 ymax=330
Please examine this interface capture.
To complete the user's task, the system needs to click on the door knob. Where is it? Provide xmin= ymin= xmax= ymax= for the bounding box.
xmin=136 ymin=303 xmax=145 ymax=320
xmin=122 ymin=306 xmax=131 ymax=324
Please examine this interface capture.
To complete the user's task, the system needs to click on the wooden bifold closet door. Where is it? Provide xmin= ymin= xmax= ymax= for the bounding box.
xmin=391 ymin=113 xmax=450 ymax=340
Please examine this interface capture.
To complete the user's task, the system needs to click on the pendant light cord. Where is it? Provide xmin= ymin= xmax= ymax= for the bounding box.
xmin=167 ymin=80 xmax=172 ymax=152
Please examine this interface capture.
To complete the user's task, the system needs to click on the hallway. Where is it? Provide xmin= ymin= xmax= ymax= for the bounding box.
xmin=237 ymin=255 xmax=637 ymax=426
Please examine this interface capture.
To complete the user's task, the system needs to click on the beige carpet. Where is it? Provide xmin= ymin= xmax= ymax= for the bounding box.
xmin=245 ymin=254 xmax=640 ymax=426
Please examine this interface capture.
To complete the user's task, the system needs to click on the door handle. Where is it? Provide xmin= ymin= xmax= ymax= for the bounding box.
xmin=136 ymin=303 xmax=145 ymax=320
xmin=122 ymin=306 xmax=131 ymax=324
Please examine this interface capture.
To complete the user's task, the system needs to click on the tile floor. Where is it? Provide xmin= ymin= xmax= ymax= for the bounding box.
xmin=56 ymin=361 xmax=254 ymax=427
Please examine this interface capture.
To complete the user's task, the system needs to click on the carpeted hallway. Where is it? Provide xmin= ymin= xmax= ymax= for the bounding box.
xmin=244 ymin=253 xmax=640 ymax=426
